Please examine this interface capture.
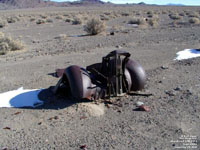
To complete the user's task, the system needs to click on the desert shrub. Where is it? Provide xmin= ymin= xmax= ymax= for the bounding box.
xmin=187 ymin=11 xmax=199 ymax=18
xmin=147 ymin=14 xmax=153 ymax=18
xmin=9 ymin=39 xmax=24 ymax=51
xmin=55 ymin=15 xmax=63 ymax=20
xmin=7 ymin=17 xmax=19 ymax=23
xmin=65 ymin=18 xmax=72 ymax=22
xmin=0 ymin=19 xmax=7 ymax=28
xmin=36 ymin=19 xmax=46 ymax=24
xmin=0 ymin=32 xmax=25 ymax=55
xmin=0 ymin=42 xmax=9 ymax=55
xmin=121 ymin=12 xmax=130 ymax=16
xmin=136 ymin=11 xmax=141 ymax=16
xmin=40 ymin=14 xmax=48 ymax=19
xmin=179 ymin=12 xmax=185 ymax=16
xmin=189 ymin=17 xmax=200 ymax=24
xmin=169 ymin=13 xmax=182 ymax=20
xmin=111 ymin=25 xmax=122 ymax=33
xmin=55 ymin=34 xmax=68 ymax=40
xmin=147 ymin=11 xmax=154 ymax=17
xmin=162 ymin=11 xmax=167 ymax=14
xmin=112 ymin=12 xmax=120 ymax=18
xmin=46 ymin=18 xmax=53 ymax=23
xmin=30 ymin=18 xmax=36 ymax=22
xmin=147 ymin=11 xmax=153 ymax=15
xmin=84 ymin=18 xmax=106 ymax=35
xmin=104 ymin=12 xmax=111 ymax=16
xmin=148 ymin=18 xmax=159 ymax=27
xmin=100 ymin=15 xmax=109 ymax=21
xmin=63 ymin=13 xmax=69 ymax=17
xmin=0 ymin=32 xmax=4 ymax=38
xmin=72 ymin=17 xmax=82 ymax=25
xmin=128 ymin=17 xmax=146 ymax=25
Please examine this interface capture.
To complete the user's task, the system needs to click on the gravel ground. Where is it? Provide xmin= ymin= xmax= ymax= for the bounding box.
xmin=0 ymin=6 xmax=199 ymax=150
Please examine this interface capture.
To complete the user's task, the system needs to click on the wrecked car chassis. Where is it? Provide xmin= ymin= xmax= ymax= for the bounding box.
xmin=53 ymin=50 xmax=146 ymax=100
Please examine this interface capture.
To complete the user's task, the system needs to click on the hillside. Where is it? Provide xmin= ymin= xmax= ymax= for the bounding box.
xmin=0 ymin=0 xmax=105 ymax=9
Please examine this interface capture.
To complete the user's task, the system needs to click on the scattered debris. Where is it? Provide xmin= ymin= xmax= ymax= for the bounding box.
xmin=165 ymin=90 xmax=176 ymax=96
xmin=129 ymin=92 xmax=153 ymax=97
xmin=161 ymin=65 xmax=169 ymax=69
xmin=3 ymin=127 xmax=11 ymax=130
xmin=174 ymin=86 xmax=182 ymax=91
xmin=110 ymin=31 xmax=115 ymax=35
xmin=105 ymin=103 xmax=111 ymax=108
xmin=13 ymin=111 xmax=21 ymax=115
xmin=139 ymin=105 xmax=150 ymax=112
xmin=135 ymin=101 xmax=150 ymax=112
xmin=80 ymin=116 xmax=87 ymax=120
xmin=115 ymin=45 xmax=122 ymax=48
xmin=80 ymin=145 xmax=87 ymax=149
xmin=136 ymin=101 xmax=144 ymax=107
xmin=48 ymin=116 xmax=59 ymax=121
xmin=55 ymin=68 xmax=65 ymax=77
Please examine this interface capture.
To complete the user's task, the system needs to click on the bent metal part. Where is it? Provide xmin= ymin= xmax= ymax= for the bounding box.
xmin=53 ymin=50 xmax=146 ymax=100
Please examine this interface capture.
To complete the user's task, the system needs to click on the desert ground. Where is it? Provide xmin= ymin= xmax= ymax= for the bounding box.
xmin=0 ymin=5 xmax=200 ymax=150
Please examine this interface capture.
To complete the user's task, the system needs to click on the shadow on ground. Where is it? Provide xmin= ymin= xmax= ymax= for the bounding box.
xmin=36 ymin=86 xmax=91 ymax=110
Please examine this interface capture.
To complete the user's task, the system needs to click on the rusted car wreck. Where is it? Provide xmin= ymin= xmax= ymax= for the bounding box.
xmin=53 ymin=50 xmax=146 ymax=100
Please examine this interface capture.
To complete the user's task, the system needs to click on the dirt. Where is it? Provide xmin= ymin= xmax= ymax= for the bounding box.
xmin=0 ymin=6 xmax=199 ymax=150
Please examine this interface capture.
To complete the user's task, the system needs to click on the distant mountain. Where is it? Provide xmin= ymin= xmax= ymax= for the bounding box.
xmin=69 ymin=0 xmax=105 ymax=5
xmin=167 ymin=3 xmax=185 ymax=6
xmin=0 ymin=0 xmax=64 ymax=8
xmin=0 ymin=0 xmax=105 ymax=9
xmin=0 ymin=0 xmax=186 ymax=10
xmin=138 ymin=2 xmax=146 ymax=5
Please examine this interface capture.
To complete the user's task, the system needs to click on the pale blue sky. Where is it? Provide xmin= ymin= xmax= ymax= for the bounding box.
xmin=52 ymin=0 xmax=200 ymax=6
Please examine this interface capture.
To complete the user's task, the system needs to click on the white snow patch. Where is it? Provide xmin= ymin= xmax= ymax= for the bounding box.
xmin=175 ymin=49 xmax=200 ymax=60
xmin=0 ymin=87 xmax=43 ymax=108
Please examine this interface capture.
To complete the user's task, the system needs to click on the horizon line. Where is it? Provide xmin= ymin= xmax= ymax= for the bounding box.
xmin=50 ymin=0 xmax=200 ymax=6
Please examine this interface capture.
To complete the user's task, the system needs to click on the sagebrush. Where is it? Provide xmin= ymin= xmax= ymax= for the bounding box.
xmin=0 ymin=32 xmax=25 ymax=55
xmin=84 ymin=18 xmax=106 ymax=35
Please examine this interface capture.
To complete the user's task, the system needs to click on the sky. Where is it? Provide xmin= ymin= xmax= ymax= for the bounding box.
xmin=52 ymin=0 xmax=200 ymax=6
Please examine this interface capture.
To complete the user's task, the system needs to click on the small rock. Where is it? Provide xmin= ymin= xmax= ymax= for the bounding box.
xmin=186 ymin=89 xmax=193 ymax=95
xmin=161 ymin=66 xmax=168 ymax=69
xmin=105 ymin=104 xmax=111 ymax=108
xmin=136 ymin=101 xmax=144 ymax=107
xmin=110 ymin=31 xmax=115 ymax=35
xmin=139 ymin=105 xmax=150 ymax=112
xmin=165 ymin=90 xmax=176 ymax=96
xmin=13 ymin=111 xmax=21 ymax=115
xmin=80 ymin=145 xmax=87 ymax=149
xmin=3 ymin=127 xmax=11 ymax=130
xmin=97 ymin=44 xmax=102 ymax=48
xmin=174 ymin=86 xmax=181 ymax=91
xmin=54 ymin=116 xmax=59 ymax=120
xmin=80 ymin=116 xmax=87 ymax=120
xmin=111 ymin=135 xmax=117 ymax=140
xmin=116 ymin=45 xmax=122 ymax=49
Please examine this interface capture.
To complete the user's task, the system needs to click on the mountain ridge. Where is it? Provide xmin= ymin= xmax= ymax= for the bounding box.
xmin=0 ymin=0 xmax=105 ymax=8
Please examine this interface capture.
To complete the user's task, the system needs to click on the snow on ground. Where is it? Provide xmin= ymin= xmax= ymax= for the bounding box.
xmin=0 ymin=87 xmax=43 ymax=108
xmin=175 ymin=49 xmax=200 ymax=60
